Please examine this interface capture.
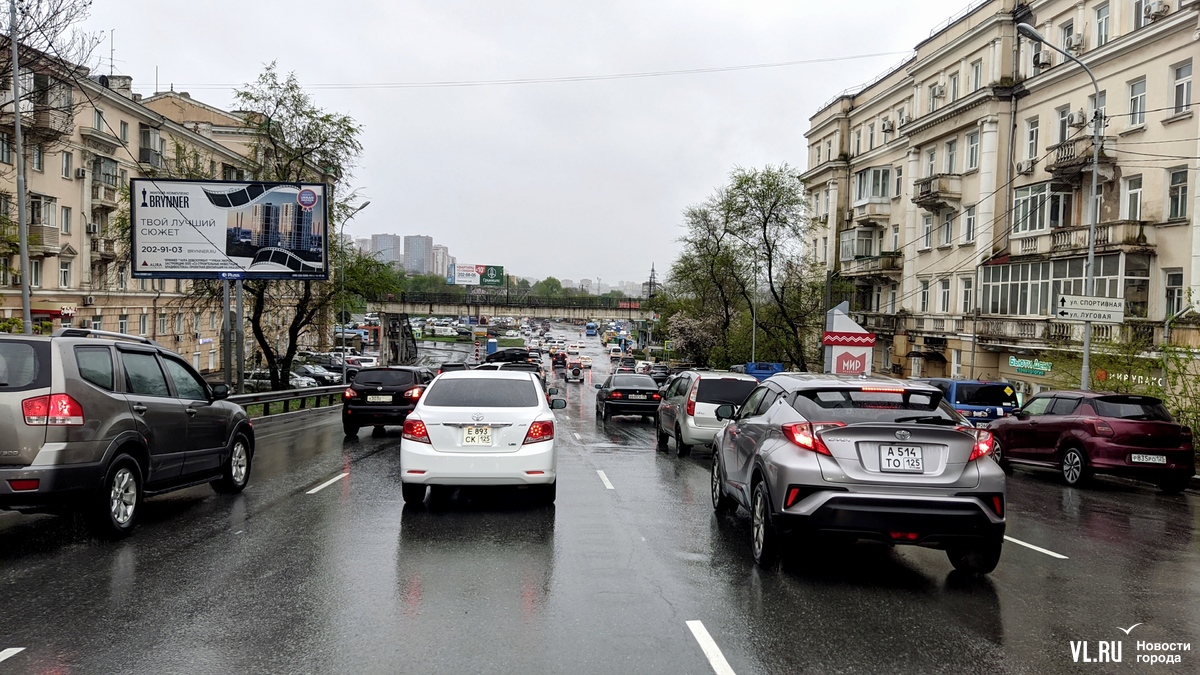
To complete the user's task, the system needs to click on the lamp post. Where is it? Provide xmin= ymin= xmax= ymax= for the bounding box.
xmin=1016 ymin=23 xmax=1101 ymax=391
xmin=339 ymin=201 xmax=370 ymax=383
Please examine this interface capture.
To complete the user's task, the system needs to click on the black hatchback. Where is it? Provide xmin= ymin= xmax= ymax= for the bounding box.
xmin=342 ymin=366 xmax=434 ymax=437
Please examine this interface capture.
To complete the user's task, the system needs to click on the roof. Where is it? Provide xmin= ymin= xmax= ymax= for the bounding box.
xmin=768 ymin=372 xmax=939 ymax=391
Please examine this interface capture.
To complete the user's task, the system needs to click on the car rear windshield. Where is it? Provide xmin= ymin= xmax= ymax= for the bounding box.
xmin=354 ymin=370 xmax=415 ymax=387
xmin=1092 ymin=396 xmax=1173 ymax=421
xmin=697 ymin=379 xmax=758 ymax=405
xmin=0 ymin=340 xmax=50 ymax=391
xmin=440 ymin=363 xmax=468 ymax=371
xmin=612 ymin=375 xmax=657 ymax=388
xmin=955 ymin=383 xmax=1020 ymax=407
xmin=422 ymin=378 xmax=540 ymax=407
xmin=619 ymin=357 xmax=636 ymax=366
xmin=792 ymin=388 xmax=952 ymax=424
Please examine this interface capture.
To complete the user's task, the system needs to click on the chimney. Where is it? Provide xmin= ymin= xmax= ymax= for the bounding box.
xmin=107 ymin=75 xmax=133 ymax=98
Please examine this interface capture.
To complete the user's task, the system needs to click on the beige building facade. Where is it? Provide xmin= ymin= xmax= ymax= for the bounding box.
xmin=803 ymin=0 xmax=1199 ymax=397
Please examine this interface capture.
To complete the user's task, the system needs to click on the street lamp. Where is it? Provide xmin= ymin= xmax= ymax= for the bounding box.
xmin=1016 ymin=22 xmax=1101 ymax=391
xmin=339 ymin=201 xmax=370 ymax=383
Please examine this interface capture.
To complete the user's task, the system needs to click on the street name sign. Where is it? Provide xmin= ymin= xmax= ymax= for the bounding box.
xmin=1055 ymin=295 xmax=1124 ymax=324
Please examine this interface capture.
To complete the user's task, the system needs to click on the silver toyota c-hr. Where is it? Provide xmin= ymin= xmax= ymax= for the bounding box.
xmin=710 ymin=373 xmax=1006 ymax=574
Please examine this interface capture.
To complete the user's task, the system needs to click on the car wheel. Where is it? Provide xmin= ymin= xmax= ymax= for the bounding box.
xmin=401 ymin=482 xmax=427 ymax=504
xmin=1060 ymin=447 xmax=1090 ymax=487
xmin=538 ymin=481 xmax=557 ymax=504
xmin=86 ymin=454 xmax=143 ymax=539
xmin=343 ymin=423 xmax=359 ymax=438
xmin=655 ymin=416 xmax=670 ymax=451
xmin=212 ymin=434 xmax=252 ymax=494
xmin=750 ymin=480 xmax=778 ymax=567
xmin=675 ymin=424 xmax=692 ymax=456
xmin=992 ymin=439 xmax=1013 ymax=475
xmin=711 ymin=454 xmax=735 ymax=514
xmin=947 ymin=537 xmax=1003 ymax=575
xmin=1156 ymin=474 xmax=1191 ymax=495
xmin=602 ymin=403 xmax=613 ymax=421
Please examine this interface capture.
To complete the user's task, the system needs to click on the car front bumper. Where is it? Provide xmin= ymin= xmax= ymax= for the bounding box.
xmin=399 ymin=440 xmax=556 ymax=486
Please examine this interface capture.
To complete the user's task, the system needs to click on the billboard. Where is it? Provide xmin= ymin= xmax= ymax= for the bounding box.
xmin=450 ymin=264 xmax=504 ymax=286
xmin=130 ymin=178 xmax=330 ymax=280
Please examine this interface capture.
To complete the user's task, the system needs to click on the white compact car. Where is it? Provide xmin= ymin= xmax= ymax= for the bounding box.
xmin=399 ymin=370 xmax=567 ymax=505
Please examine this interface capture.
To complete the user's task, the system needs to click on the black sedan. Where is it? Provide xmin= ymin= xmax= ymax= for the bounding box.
xmin=595 ymin=374 xmax=662 ymax=421
xmin=293 ymin=363 xmax=342 ymax=386
xmin=342 ymin=366 xmax=434 ymax=437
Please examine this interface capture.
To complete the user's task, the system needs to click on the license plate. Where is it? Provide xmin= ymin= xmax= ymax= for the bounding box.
xmin=1131 ymin=453 xmax=1167 ymax=464
xmin=880 ymin=445 xmax=924 ymax=473
xmin=366 ymin=395 xmax=391 ymax=403
xmin=463 ymin=426 xmax=492 ymax=445
xmin=629 ymin=394 xmax=647 ymax=400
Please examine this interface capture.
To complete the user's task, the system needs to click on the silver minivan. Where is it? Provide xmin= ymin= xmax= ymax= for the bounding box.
xmin=656 ymin=370 xmax=759 ymax=454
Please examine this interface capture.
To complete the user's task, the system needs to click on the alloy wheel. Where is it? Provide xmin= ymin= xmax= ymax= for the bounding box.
xmin=752 ymin=487 xmax=766 ymax=558
xmin=1062 ymin=449 xmax=1083 ymax=484
xmin=231 ymin=441 xmax=249 ymax=485
xmin=711 ymin=458 xmax=722 ymax=508
xmin=110 ymin=468 xmax=138 ymax=525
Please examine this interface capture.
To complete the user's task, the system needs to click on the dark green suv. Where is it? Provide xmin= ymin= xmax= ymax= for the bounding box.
xmin=0 ymin=329 xmax=254 ymax=538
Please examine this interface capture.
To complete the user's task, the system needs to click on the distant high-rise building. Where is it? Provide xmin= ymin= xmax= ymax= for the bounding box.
xmin=355 ymin=238 xmax=371 ymax=254
xmin=432 ymin=244 xmax=452 ymax=278
xmin=370 ymin=234 xmax=402 ymax=264
xmin=561 ymin=279 xmax=575 ymax=290
xmin=404 ymin=235 xmax=434 ymax=275
xmin=579 ymin=278 xmax=593 ymax=293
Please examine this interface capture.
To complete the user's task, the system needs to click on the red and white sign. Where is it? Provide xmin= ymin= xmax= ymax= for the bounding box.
xmin=822 ymin=331 xmax=876 ymax=347
xmin=824 ymin=306 xmax=875 ymax=376
xmin=835 ymin=351 xmax=868 ymax=375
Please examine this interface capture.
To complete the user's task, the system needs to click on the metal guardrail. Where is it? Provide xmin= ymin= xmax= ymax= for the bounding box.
xmin=228 ymin=384 xmax=344 ymax=418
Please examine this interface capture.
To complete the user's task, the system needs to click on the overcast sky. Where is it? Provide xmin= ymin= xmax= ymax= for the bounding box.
xmin=84 ymin=0 xmax=970 ymax=284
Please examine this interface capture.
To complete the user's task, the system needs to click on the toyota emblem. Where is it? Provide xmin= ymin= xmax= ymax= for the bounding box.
xmin=471 ymin=413 xmax=484 ymax=422
xmin=895 ymin=430 xmax=911 ymax=440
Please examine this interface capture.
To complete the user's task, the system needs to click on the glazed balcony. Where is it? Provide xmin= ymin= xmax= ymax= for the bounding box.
xmin=851 ymin=199 xmax=891 ymax=225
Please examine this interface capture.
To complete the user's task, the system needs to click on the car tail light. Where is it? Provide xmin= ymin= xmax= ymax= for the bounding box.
xmin=7 ymin=479 xmax=39 ymax=491
xmin=686 ymin=379 xmax=699 ymax=416
xmin=781 ymin=421 xmax=845 ymax=455
xmin=343 ymin=387 xmax=357 ymax=399
xmin=1085 ymin=418 xmax=1114 ymax=437
xmin=403 ymin=387 xmax=424 ymax=399
xmin=1182 ymin=426 xmax=1193 ymax=441
xmin=652 ymin=392 xmax=661 ymax=400
xmin=524 ymin=420 xmax=554 ymax=444
xmin=22 ymin=394 xmax=84 ymax=426
xmin=785 ymin=487 xmax=800 ymax=508
xmin=861 ymin=386 xmax=905 ymax=393
xmin=609 ymin=391 xmax=624 ymax=399
xmin=956 ymin=426 xmax=995 ymax=461
xmin=402 ymin=418 xmax=431 ymax=443
xmin=990 ymin=494 xmax=1004 ymax=518
xmin=889 ymin=532 xmax=920 ymax=541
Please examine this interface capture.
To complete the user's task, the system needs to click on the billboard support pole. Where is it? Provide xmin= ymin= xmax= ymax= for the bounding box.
xmin=11 ymin=0 xmax=32 ymax=334
xmin=235 ymin=281 xmax=244 ymax=394
xmin=222 ymin=280 xmax=231 ymax=386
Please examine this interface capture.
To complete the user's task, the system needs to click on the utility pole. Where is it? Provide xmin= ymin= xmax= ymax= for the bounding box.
xmin=10 ymin=0 xmax=31 ymax=333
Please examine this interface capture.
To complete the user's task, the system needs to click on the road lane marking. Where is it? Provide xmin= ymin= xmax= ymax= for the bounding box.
xmin=306 ymin=472 xmax=349 ymax=495
xmin=0 ymin=649 xmax=25 ymax=663
xmin=1004 ymin=535 xmax=1068 ymax=559
xmin=573 ymin=432 xmax=582 ymax=441
xmin=596 ymin=470 xmax=614 ymax=490
xmin=686 ymin=621 xmax=736 ymax=675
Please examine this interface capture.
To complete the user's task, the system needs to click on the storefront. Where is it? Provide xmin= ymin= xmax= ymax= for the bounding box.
xmin=28 ymin=300 xmax=79 ymax=331
xmin=996 ymin=353 xmax=1057 ymax=403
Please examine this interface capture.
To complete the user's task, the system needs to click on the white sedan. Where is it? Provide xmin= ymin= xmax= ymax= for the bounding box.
xmin=399 ymin=370 xmax=566 ymax=505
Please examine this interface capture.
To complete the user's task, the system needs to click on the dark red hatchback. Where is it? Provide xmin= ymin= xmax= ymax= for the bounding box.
xmin=987 ymin=391 xmax=1194 ymax=494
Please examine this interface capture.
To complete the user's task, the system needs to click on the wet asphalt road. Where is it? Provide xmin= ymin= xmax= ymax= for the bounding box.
xmin=2 ymin=332 xmax=1199 ymax=674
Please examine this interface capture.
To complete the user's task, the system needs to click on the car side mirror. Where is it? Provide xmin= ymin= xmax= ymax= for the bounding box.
xmin=1015 ymin=411 xmax=1030 ymax=420
xmin=211 ymin=384 xmax=230 ymax=400
xmin=594 ymin=383 xmax=602 ymax=389
xmin=550 ymin=398 xmax=567 ymax=410
xmin=715 ymin=404 xmax=734 ymax=421
xmin=548 ymin=387 xmax=561 ymax=396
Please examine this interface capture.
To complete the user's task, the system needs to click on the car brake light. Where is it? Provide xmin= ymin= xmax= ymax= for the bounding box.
xmin=686 ymin=379 xmax=699 ymax=416
xmin=1086 ymin=418 xmax=1114 ymax=437
xmin=7 ymin=479 xmax=39 ymax=491
xmin=991 ymin=495 xmax=1004 ymax=518
xmin=861 ymin=386 xmax=905 ymax=393
xmin=652 ymin=392 xmax=661 ymax=400
xmin=402 ymin=418 xmax=431 ymax=443
xmin=609 ymin=391 xmax=624 ymax=399
xmin=781 ymin=422 xmax=845 ymax=455
xmin=343 ymin=387 xmax=357 ymax=399
xmin=22 ymin=394 xmax=84 ymax=426
xmin=403 ymin=387 xmax=424 ymax=399
xmin=524 ymin=420 xmax=554 ymax=444
xmin=957 ymin=426 xmax=995 ymax=461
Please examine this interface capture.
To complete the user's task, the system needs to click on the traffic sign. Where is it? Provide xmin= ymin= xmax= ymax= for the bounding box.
xmin=1055 ymin=295 xmax=1125 ymax=324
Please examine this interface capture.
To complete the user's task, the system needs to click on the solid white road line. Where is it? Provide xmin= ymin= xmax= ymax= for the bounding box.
xmin=596 ymin=470 xmax=615 ymax=490
xmin=0 ymin=648 xmax=26 ymax=663
xmin=306 ymin=472 xmax=349 ymax=495
xmin=686 ymin=621 xmax=736 ymax=675
xmin=1004 ymin=535 xmax=1069 ymax=559
xmin=573 ymin=432 xmax=582 ymax=441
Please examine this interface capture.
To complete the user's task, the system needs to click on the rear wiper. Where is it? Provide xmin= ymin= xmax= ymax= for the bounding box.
xmin=892 ymin=415 xmax=960 ymax=425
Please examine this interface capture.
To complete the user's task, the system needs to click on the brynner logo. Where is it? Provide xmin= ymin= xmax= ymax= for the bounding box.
xmin=148 ymin=194 xmax=190 ymax=208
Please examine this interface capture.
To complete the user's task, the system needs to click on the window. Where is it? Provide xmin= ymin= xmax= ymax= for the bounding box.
xmin=193 ymin=312 xmax=201 ymax=333
xmin=854 ymin=129 xmax=861 ymax=155
xmin=118 ymin=314 xmax=128 ymax=334
xmin=925 ymin=149 xmax=936 ymax=177
xmin=1013 ymin=183 xmax=1073 ymax=234
xmin=1123 ymin=175 xmax=1142 ymax=220
xmin=951 ymin=349 xmax=962 ymax=378
xmin=939 ymin=279 xmax=951 ymax=312
xmin=61 ymin=151 xmax=72 ymax=178
xmin=1089 ymin=91 xmax=1107 ymax=130
xmin=854 ymin=167 xmax=891 ymax=202
xmin=139 ymin=314 xmax=148 ymax=335
xmin=894 ymin=166 xmax=903 ymax=196
xmin=59 ymin=261 xmax=70 ymax=288
xmin=982 ymin=261 xmax=1052 ymax=316
xmin=825 ymin=140 xmax=832 ymax=161
xmin=1031 ymin=42 xmax=1044 ymax=76
xmin=855 ymin=229 xmax=874 ymax=257
xmin=90 ymin=315 xmax=102 ymax=330
xmin=175 ymin=313 xmax=184 ymax=334
xmin=941 ymin=212 xmax=953 ymax=246
xmin=163 ymin=358 xmax=209 ymax=401
xmin=120 ymin=120 xmax=128 ymax=143
xmin=1128 ymin=78 xmax=1146 ymax=125
xmin=76 ymin=347 xmax=114 ymax=390
xmin=1060 ymin=21 xmax=1074 ymax=51
xmin=31 ymin=145 xmax=42 ymax=171
xmin=1026 ymin=118 xmax=1039 ymax=159
xmin=867 ymin=124 xmax=875 ymax=150
xmin=1057 ymin=107 xmax=1070 ymax=143
xmin=945 ymin=139 xmax=957 ymax=173
xmin=949 ymin=73 xmax=959 ymax=102
xmin=821 ymin=237 xmax=828 ymax=262
xmin=961 ymin=277 xmax=974 ymax=314
xmin=922 ymin=215 xmax=933 ymax=249
xmin=839 ymin=230 xmax=855 ymax=261
xmin=1133 ymin=0 xmax=1146 ymax=29
xmin=888 ymin=285 xmax=897 ymax=313
xmin=1096 ymin=4 xmax=1109 ymax=46
xmin=28 ymin=195 xmax=55 ymax=229
xmin=122 ymin=352 xmax=170 ymax=397
xmin=966 ymin=132 xmax=979 ymax=169
xmin=1174 ymin=62 xmax=1192 ymax=114
xmin=1169 ymin=168 xmax=1188 ymax=220
xmin=30 ymin=259 xmax=41 ymax=287
xmin=1166 ymin=270 xmax=1184 ymax=317
xmin=1125 ymin=253 xmax=1151 ymax=318
xmin=891 ymin=224 xmax=899 ymax=252
xmin=928 ymin=84 xmax=938 ymax=113
xmin=971 ymin=60 xmax=983 ymax=91
xmin=116 ymin=265 xmax=127 ymax=291
xmin=158 ymin=313 xmax=168 ymax=336
xmin=0 ymin=133 xmax=10 ymax=164
xmin=964 ymin=205 xmax=976 ymax=242
xmin=60 ymin=206 xmax=71 ymax=234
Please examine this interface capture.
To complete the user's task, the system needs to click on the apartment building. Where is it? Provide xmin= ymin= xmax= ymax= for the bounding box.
xmin=403 ymin=234 xmax=434 ymax=275
xmin=803 ymin=0 xmax=1198 ymax=397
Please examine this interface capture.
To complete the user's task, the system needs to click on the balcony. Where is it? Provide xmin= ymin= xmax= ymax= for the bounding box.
xmin=1049 ymin=220 xmax=1154 ymax=255
xmin=912 ymin=174 xmax=962 ymax=212
xmin=851 ymin=312 xmax=899 ymax=333
xmin=0 ymin=104 xmax=74 ymax=142
xmin=1046 ymin=136 xmax=1115 ymax=184
xmin=841 ymin=253 xmax=902 ymax=278
xmin=28 ymin=224 xmax=60 ymax=257
xmin=91 ymin=237 xmax=117 ymax=262
xmin=977 ymin=318 xmax=1048 ymax=342
xmin=91 ymin=182 xmax=120 ymax=210
xmin=80 ymin=126 xmax=121 ymax=155
xmin=139 ymin=147 xmax=165 ymax=169
xmin=852 ymin=199 xmax=890 ymax=225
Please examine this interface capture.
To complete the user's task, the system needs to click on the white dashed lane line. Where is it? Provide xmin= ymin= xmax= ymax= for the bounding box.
xmin=0 ymin=648 xmax=26 ymax=664
xmin=573 ymin=432 xmax=582 ymax=441
xmin=306 ymin=472 xmax=349 ymax=495
xmin=1004 ymin=535 xmax=1069 ymax=559
xmin=686 ymin=621 xmax=736 ymax=675
xmin=596 ymin=470 xmax=615 ymax=490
